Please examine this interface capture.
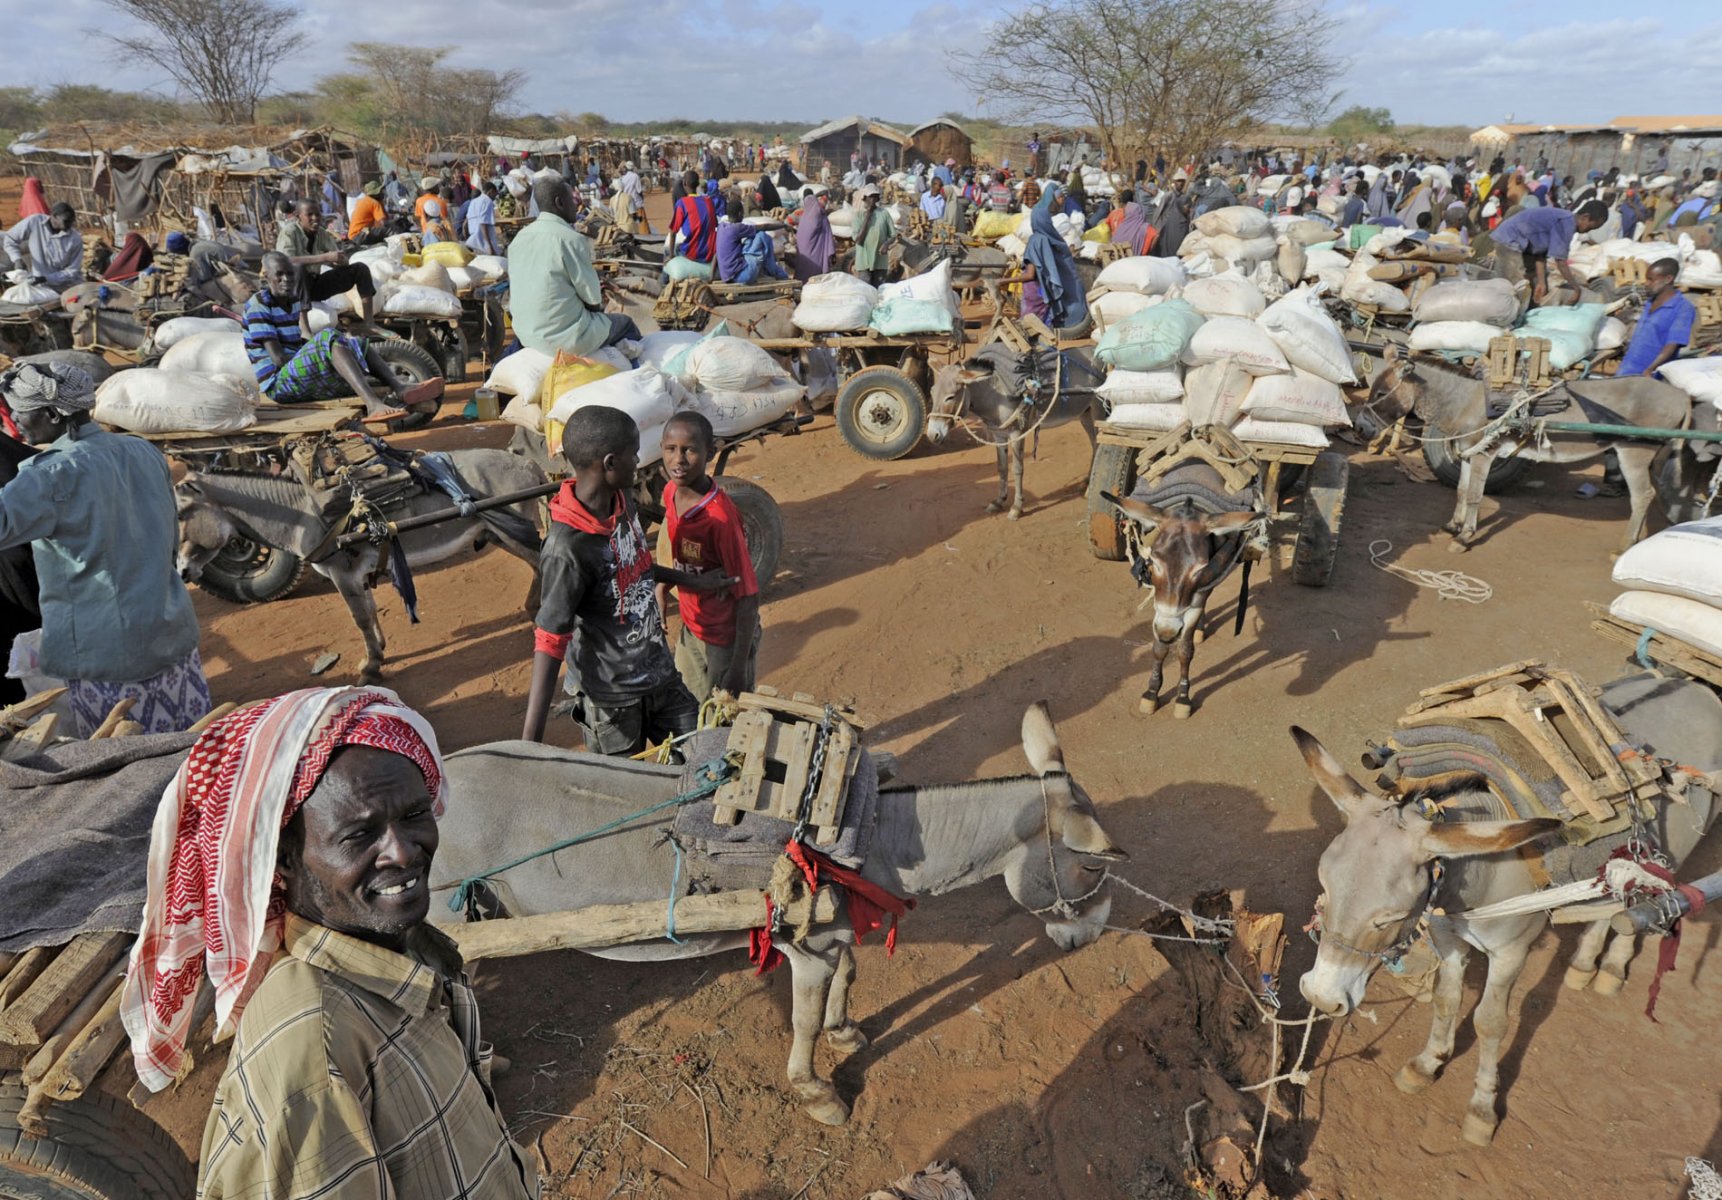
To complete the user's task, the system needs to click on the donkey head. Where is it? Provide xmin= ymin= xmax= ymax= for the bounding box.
xmin=925 ymin=363 xmax=992 ymax=445
xmin=1102 ymin=492 xmax=1256 ymax=645
xmin=1362 ymin=341 xmax=1419 ymax=427
xmin=174 ymin=478 xmax=238 ymax=583
xmin=1004 ymin=701 xmax=1127 ymax=951
xmin=1290 ymin=726 xmax=1557 ymax=1015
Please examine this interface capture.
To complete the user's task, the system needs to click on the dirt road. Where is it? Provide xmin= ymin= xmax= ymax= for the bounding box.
xmin=151 ymin=373 xmax=1722 ymax=1200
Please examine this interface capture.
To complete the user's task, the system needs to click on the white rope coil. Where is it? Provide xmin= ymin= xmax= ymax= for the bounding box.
xmin=1445 ymin=858 xmax=1675 ymax=923
xmin=1369 ymin=539 xmax=1493 ymax=604
xmin=1688 ymin=1157 xmax=1722 ymax=1200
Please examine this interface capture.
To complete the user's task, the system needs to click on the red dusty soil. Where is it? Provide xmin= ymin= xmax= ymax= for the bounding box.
xmin=141 ymin=380 xmax=1721 ymax=1198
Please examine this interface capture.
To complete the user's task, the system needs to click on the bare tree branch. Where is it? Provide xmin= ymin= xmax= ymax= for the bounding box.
xmin=98 ymin=0 xmax=307 ymax=124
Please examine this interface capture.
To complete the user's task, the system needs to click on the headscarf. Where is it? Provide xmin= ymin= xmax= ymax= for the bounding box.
xmin=120 ymin=687 xmax=448 ymax=1092
xmin=755 ymin=174 xmax=783 ymax=212
xmin=776 ymin=162 xmax=801 ymax=192
xmin=1022 ymin=186 xmax=1086 ymax=330
xmin=0 ymin=361 xmax=95 ymax=414
xmin=794 ymin=193 xmax=834 ymax=281
xmin=1114 ymin=197 xmax=1150 ymax=255
xmin=705 ymin=179 xmax=727 ymax=218
xmin=19 ymin=177 xmax=49 ymax=220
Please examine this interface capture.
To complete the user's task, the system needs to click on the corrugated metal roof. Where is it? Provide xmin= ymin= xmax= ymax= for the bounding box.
xmin=1608 ymin=115 xmax=1722 ymax=133
xmin=799 ymin=115 xmax=909 ymax=146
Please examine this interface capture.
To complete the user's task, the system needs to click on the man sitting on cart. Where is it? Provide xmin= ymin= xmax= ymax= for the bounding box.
xmin=277 ymin=200 xmax=385 ymax=330
xmin=508 ymin=177 xmax=642 ymax=355
xmin=715 ymin=220 xmax=788 ymax=285
xmin=244 ymin=252 xmax=440 ymax=419
xmin=121 ymin=687 xmax=538 ymax=1200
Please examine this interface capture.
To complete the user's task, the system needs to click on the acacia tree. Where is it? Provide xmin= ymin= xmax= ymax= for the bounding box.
xmin=316 ymin=45 xmax=526 ymax=142
xmin=949 ymin=0 xmax=1341 ymax=173
xmin=98 ymin=0 xmax=306 ymax=124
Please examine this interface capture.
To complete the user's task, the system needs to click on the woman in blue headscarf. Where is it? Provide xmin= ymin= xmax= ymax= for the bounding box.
xmin=1007 ymin=183 xmax=1087 ymax=330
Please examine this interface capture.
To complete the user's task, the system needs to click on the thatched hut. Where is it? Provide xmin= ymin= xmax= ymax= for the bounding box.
xmin=798 ymin=116 xmax=909 ymax=175
xmin=906 ymin=120 xmax=972 ymax=169
xmin=6 ymin=123 xmax=379 ymax=240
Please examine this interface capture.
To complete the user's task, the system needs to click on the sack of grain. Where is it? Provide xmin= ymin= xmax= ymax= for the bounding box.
xmin=151 ymin=315 xmax=241 ymax=350
xmin=869 ymin=298 xmax=957 ymax=336
xmin=0 ymin=282 xmax=58 ymax=305
xmin=400 ymin=261 xmax=455 ymax=292
xmin=380 ymin=284 xmax=463 ymax=319
xmin=1241 ymin=368 xmax=1349 ymax=426
xmin=422 ymin=241 xmax=474 ymax=268
xmin=93 ymin=369 xmax=257 ymax=434
xmin=1105 ymin=403 xmax=1186 ymax=432
xmin=635 ymin=331 xmax=704 ymax=374
xmin=879 ymin=257 xmax=962 ymax=321
xmin=1610 ymin=590 xmax=1722 ymax=657
xmin=1257 ymin=287 xmax=1357 ymax=384
xmin=1520 ymin=303 xmax=1609 ymax=369
xmin=1597 ymin=316 xmax=1629 ymax=351
xmin=1660 ymin=357 xmax=1722 ymax=407
xmin=1182 ymin=360 xmax=1255 ymax=427
xmin=484 ymin=347 xmax=555 ymax=397
xmin=1281 ymin=219 xmax=1337 ymax=247
xmin=1612 ymin=516 xmax=1722 ymax=605
xmin=1409 ymin=321 xmax=1505 ymax=356
xmin=1184 ymin=316 xmax=1290 ymax=376
xmin=1095 ymin=298 xmax=1206 ymax=372
xmin=1205 ymin=233 xmax=1279 ymax=268
xmin=793 ymin=272 xmax=878 ymax=332
xmin=545 ymin=367 xmax=681 ymax=450
xmin=1181 ymin=271 xmax=1266 ymax=319
xmin=1194 ymin=206 xmax=1272 ymax=240
xmin=1277 ymin=239 xmax=1307 ymax=287
xmin=1097 ymin=368 xmax=1184 ymax=405
xmin=1094 ymin=255 xmax=1186 ymax=296
xmin=1231 ymin=417 xmax=1330 ymax=448
xmin=971 ymin=210 xmax=1019 ymax=241
xmin=1413 ymin=278 xmax=1520 ymax=326
xmin=686 ymin=377 xmax=806 ymax=437
xmin=1340 ymin=262 xmax=1412 ymax=312
xmin=680 ymin=336 xmax=791 ymax=393
xmin=467 ymin=254 xmax=508 ymax=282
xmin=158 ymin=331 xmax=257 ymax=385
xmin=664 ymin=256 xmax=716 ymax=282
xmin=1090 ymin=289 xmax=1163 ymax=334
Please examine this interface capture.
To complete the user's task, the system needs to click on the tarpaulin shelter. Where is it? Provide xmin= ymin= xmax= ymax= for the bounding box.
xmin=906 ymin=120 xmax=972 ymax=170
xmin=6 ymin=124 xmax=380 ymax=240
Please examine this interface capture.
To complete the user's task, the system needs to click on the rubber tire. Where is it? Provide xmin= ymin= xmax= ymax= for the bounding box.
xmin=715 ymin=477 xmax=785 ymax=587
xmin=834 ymin=365 xmax=926 ymax=461
xmin=1422 ymin=431 xmax=1534 ymax=493
xmin=1085 ymin=441 xmax=1136 ymax=561
xmin=0 ymin=1077 xmax=194 ymax=1200
xmin=194 ymin=537 xmax=307 ymax=605
xmin=369 ymin=337 xmax=443 ymax=433
xmin=1292 ymin=450 xmax=1349 ymax=588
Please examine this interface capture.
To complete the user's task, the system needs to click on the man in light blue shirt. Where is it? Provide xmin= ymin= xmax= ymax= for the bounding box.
xmin=1617 ymin=258 xmax=1695 ymax=378
xmin=506 ymin=178 xmax=639 ymax=356
xmin=464 ymin=181 xmax=501 ymax=255
xmin=1490 ymin=200 xmax=1606 ymax=303
xmin=3 ymin=204 xmax=83 ymax=288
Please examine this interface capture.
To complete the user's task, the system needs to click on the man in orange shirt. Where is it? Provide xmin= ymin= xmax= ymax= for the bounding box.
xmin=348 ymin=180 xmax=387 ymax=246
xmin=414 ymin=177 xmax=454 ymax=243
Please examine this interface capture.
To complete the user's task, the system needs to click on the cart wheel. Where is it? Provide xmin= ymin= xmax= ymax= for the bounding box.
xmin=1422 ymin=431 xmax=1533 ymax=493
xmin=0 ymin=1076 xmax=194 ymax=1200
xmin=1084 ymin=442 xmax=1136 ymax=561
xmin=716 ymin=478 xmax=785 ymax=587
xmin=370 ymin=338 xmax=443 ymax=432
xmin=1292 ymin=451 xmax=1348 ymax=587
xmin=195 ymin=537 xmax=307 ymax=604
xmin=835 ymin=365 xmax=926 ymax=461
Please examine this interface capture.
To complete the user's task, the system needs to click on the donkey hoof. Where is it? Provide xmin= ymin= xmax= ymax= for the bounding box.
xmin=1007 ymin=508 xmax=1022 ymax=521
xmin=1591 ymin=969 xmax=1626 ymax=997
xmin=1193 ymin=628 xmax=1206 ymax=644
xmin=1395 ymin=1063 xmax=1435 ymax=1095
xmin=1138 ymin=696 xmax=1159 ymax=716
xmin=1461 ymin=1110 xmax=1499 ymax=1147
xmin=1172 ymin=700 xmax=1193 ymax=720
xmin=826 ymin=1024 xmax=869 ymax=1053
xmin=985 ymin=500 xmax=1006 ymax=514
xmin=1447 ymin=540 xmax=1471 ymax=555
xmin=1563 ymin=965 xmax=1598 ymax=992
xmin=799 ymin=1091 xmax=850 ymax=1126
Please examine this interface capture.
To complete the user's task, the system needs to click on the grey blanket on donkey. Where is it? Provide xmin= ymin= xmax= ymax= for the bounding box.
xmin=0 ymin=731 xmax=197 ymax=952
xmin=671 ymin=728 xmax=880 ymax=893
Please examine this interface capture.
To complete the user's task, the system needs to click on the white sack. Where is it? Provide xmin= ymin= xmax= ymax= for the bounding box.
xmin=680 ymin=336 xmax=791 ymax=393
xmin=879 ymin=257 xmax=962 ymax=321
xmin=1409 ymin=321 xmax=1507 ymax=356
xmin=484 ymin=347 xmax=555 ymax=397
xmin=1181 ymin=272 xmax=1266 ymax=319
xmin=1612 ymin=516 xmax=1722 ymax=605
xmin=1660 ymin=357 xmax=1722 ymax=407
xmin=686 ymin=377 xmax=806 ymax=437
xmin=381 ymin=285 xmax=463 ymax=318
xmin=1184 ymin=316 xmax=1290 ymax=376
xmin=1105 ymin=403 xmax=1185 ymax=432
xmin=546 ymin=366 xmax=680 ymax=431
xmin=1094 ymin=255 xmax=1186 ymax=295
xmin=399 ymin=261 xmax=455 ymax=293
xmin=1194 ymin=206 xmax=1272 ymax=240
xmin=1610 ymin=590 xmax=1722 ymax=658
xmin=151 ymin=315 xmax=240 ymax=350
xmin=1258 ymin=287 xmax=1357 ymax=384
xmin=158 ymin=331 xmax=257 ymax=385
xmin=1090 ymin=290 xmax=1163 ymax=333
xmin=1182 ymin=360 xmax=1255 ymax=427
xmin=793 ymin=272 xmax=877 ymax=332
xmin=93 ymin=369 xmax=257 ymax=434
xmin=1413 ymin=278 xmax=1520 ymax=326
xmin=1231 ymin=417 xmax=1330 ymax=448
xmin=1241 ymin=368 xmax=1350 ymax=427
xmin=1097 ymin=369 xmax=1184 ymax=405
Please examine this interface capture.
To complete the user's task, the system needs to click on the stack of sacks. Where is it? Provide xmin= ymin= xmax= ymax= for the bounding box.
xmin=379 ymin=259 xmax=463 ymax=318
xmin=1660 ymin=358 xmax=1722 ymax=407
xmin=1010 ymin=209 xmax=1083 ymax=252
xmin=1680 ymin=250 xmax=1722 ymax=289
xmin=1186 ymin=206 xmax=1278 ymax=274
xmin=544 ymin=365 xmax=685 ymax=467
xmin=1303 ymin=246 xmax=1351 ymax=294
xmin=1087 ymin=255 xmax=1187 ymax=333
xmin=792 ymin=272 xmax=878 ymax=332
xmin=1609 ymin=516 xmax=1722 ymax=657
xmin=150 ymin=315 xmax=240 ymax=350
xmin=872 ymin=259 xmax=963 ymax=336
xmin=497 ymin=346 xmax=632 ymax=433
xmin=158 ymin=332 xmax=258 ymax=389
xmin=827 ymin=204 xmax=856 ymax=241
xmin=1340 ymin=252 xmax=1412 ymax=312
xmin=93 ymin=369 xmax=257 ymax=434
xmin=672 ymin=336 xmax=805 ymax=436
xmin=1567 ymin=236 xmax=1691 ymax=283
xmin=485 ymin=348 xmax=557 ymax=403
xmin=1407 ymin=278 xmax=1523 ymax=354
xmin=1517 ymin=303 xmax=1609 ymax=370
xmin=1182 ymin=271 xmax=1265 ymax=319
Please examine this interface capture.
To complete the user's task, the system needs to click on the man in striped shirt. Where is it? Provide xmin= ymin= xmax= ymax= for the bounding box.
xmin=669 ymin=172 xmax=719 ymax=264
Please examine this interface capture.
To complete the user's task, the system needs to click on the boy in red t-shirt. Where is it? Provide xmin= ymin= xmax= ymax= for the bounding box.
xmin=655 ymin=412 xmax=761 ymax=700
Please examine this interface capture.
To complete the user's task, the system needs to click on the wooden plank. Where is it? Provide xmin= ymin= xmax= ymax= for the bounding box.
xmin=0 ymin=689 xmax=68 ymax=732
xmin=736 ymin=691 xmax=869 ymax=730
xmin=0 ymin=933 xmax=130 ymax=1047
xmin=1 ymin=713 xmax=59 ymax=761
xmin=711 ymin=710 xmax=772 ymax=825
xmin=0 ymin=947 xmax=56 ymax=1012
xmin=87 ymin=698 xmax=136 ymax=739
xmin=1413 ymin=659 xmax=1543 ymax=702
xmin=811 ymin=723 xmax=856 ymax=845
xmin=449 ymin=888 xmax=840 ymax=961
xmin=188 ymin=701 xmax=239 ymax=733
xmin=21 ymin=969 xmax=120 ymax=1085
xmin=37 ymin=978 xmax=127 ymax=1103
xmin=771 ymin=722 xmax=818 ymax=824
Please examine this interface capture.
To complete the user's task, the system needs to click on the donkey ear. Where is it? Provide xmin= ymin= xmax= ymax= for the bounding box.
xmin=954 ymin=365 xmax=992 ymax=385
xmin=1100 ymin=492 xmax=1165 ymax=530
xmin=1419 ymin=818 xmax=1560 ymax=861
xmin=1205 ymin=510 xmax=1258 ymax=534
xmin=1290 ymin=726 xmax=1375 ymax=819
xmin=1021 ymin=701 xmax=1065 ymax=775
xmin=1052 ymin=806 xmax=1128 ymax=859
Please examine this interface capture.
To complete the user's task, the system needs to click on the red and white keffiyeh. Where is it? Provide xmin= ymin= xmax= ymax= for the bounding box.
xmin=120 ymin=687 xmax=447 ymax=1093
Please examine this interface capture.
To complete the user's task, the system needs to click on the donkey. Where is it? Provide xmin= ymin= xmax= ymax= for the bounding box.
xmin=926 ymin=359 xmax=1102 ymax=519
xmin=1372 ymin=350 xmax=1692 ymax=552
xmin=176 ymin=448 xmax=546 ymax=682
xmin=430 ymin=702 xmax=1125 ymax=1126
xmin=1101 ymin=465 xmax=1260 ymax=718
xmin=1291 ymin=700 xmax=1719 ymax=1145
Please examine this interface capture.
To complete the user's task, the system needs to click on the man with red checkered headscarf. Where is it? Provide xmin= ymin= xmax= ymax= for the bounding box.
xmin=121 ymin=687 xmax=537 ymax=1200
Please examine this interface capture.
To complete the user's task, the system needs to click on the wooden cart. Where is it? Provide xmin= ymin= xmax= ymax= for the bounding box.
xmin=1084 ymin=420 xmax=1349 ymax=587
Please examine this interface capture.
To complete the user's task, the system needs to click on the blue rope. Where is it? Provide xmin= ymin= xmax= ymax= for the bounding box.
xmin=665 ymin=839 xmax=686 ymax=944
xmin=446 ymin=757 xmax=734 ymax=914
xmin=1635 ymin=625 xmax=1657 ymax=669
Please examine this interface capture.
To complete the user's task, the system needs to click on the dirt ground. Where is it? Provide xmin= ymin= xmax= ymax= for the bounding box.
xmin=123 ymin=341 xmax=1720 ymax=1200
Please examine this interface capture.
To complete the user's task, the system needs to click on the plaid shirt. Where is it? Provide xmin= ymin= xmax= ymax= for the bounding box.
xmin=197 ymin=915 xmax=537 ymax=1200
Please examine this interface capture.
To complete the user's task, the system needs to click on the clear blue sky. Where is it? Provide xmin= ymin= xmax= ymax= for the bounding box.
xmin=10 ymin=0 xmax=1719 ymax=129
